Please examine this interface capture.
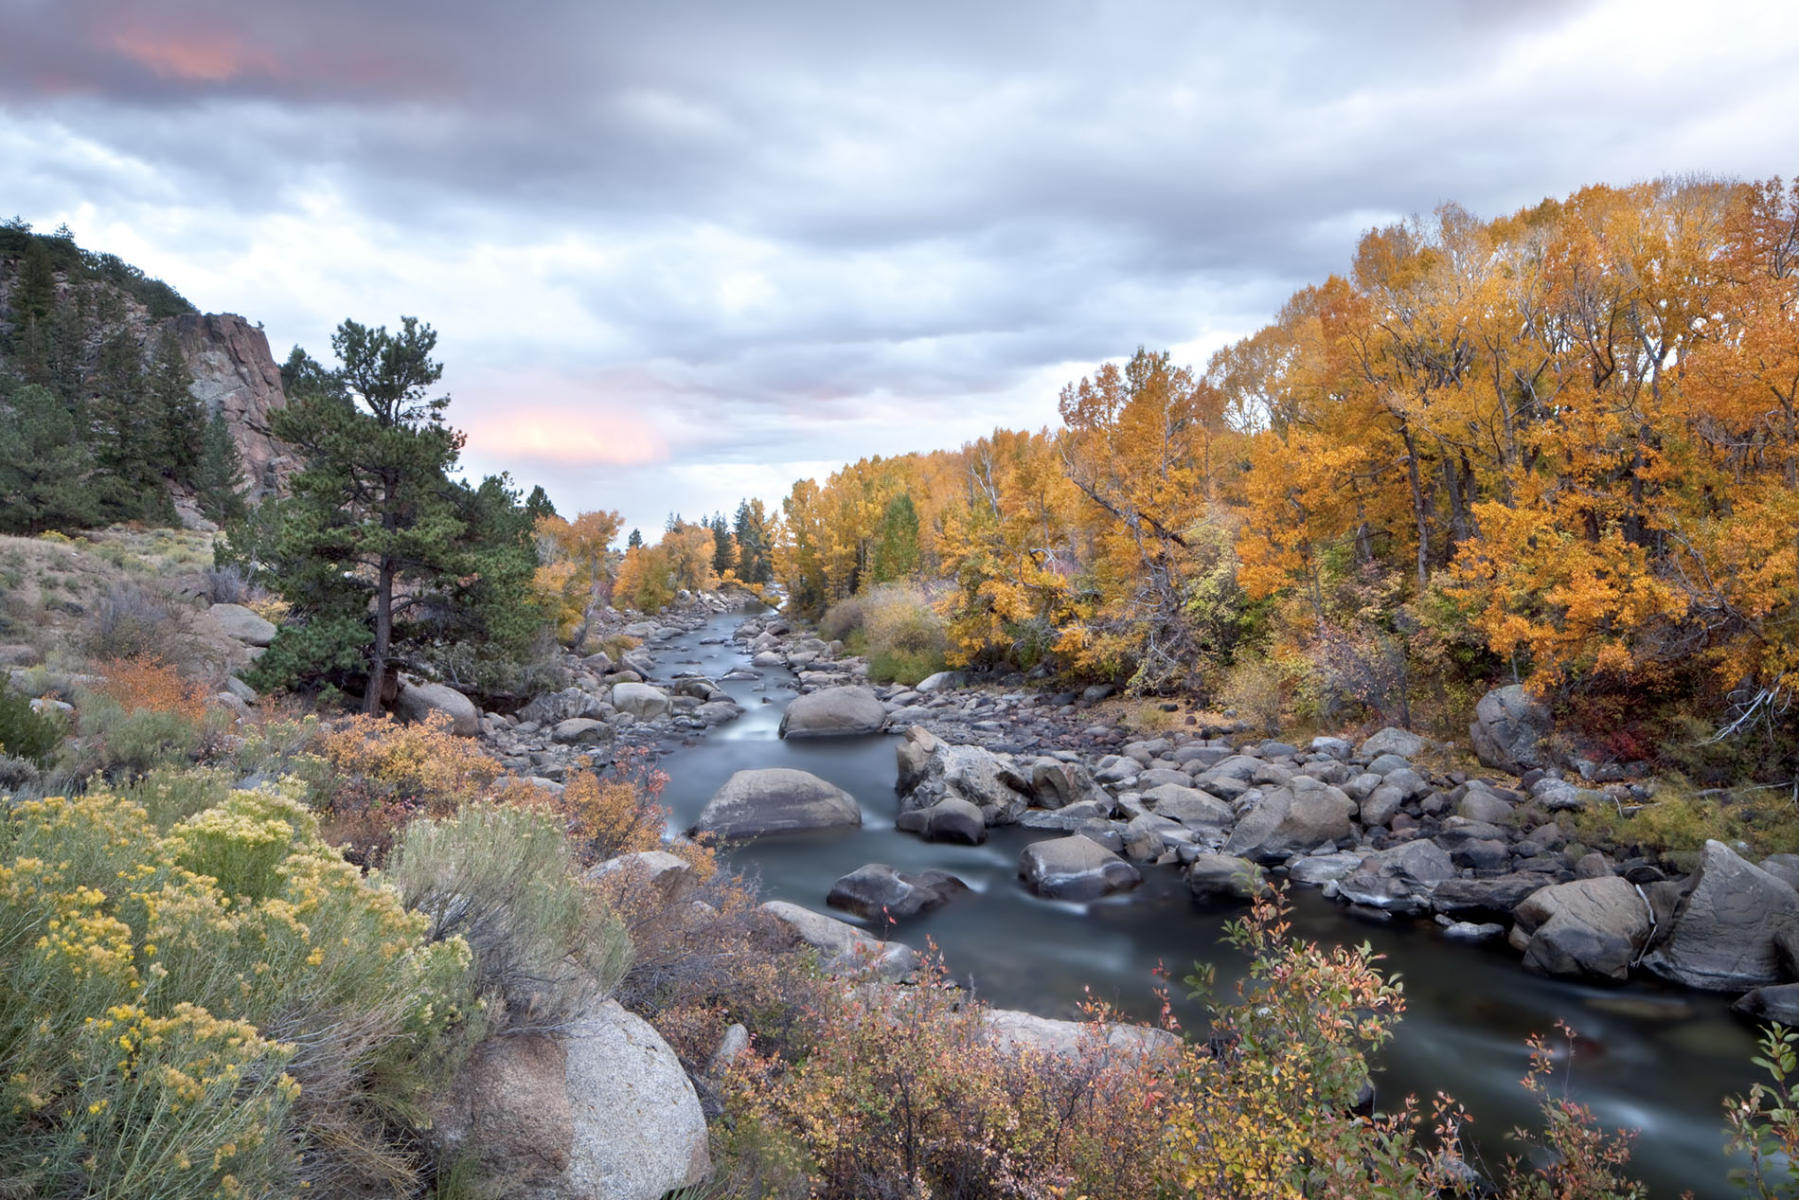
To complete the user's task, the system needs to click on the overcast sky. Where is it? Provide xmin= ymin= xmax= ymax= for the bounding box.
xmin=4 ymin=0 xmax=1798 ymax=538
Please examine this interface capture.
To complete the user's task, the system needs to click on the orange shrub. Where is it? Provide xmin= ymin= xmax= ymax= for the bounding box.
xmin=313 ymin=711 xmax=503 ymax=864
xmin=92 ymin=657 xmax=209 ymax=724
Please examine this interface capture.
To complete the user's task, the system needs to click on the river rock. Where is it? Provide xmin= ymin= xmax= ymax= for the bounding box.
xmin=584 ymin=850 xmax=696 ymax=905
xmin=394 ymin=680 xmax=480 ymax=736
xmin=1030 ymin=758 xmax=1109 ymax=810
xmin=1734 ymin=983 xmax=1799 ymax=1027
xmin=205 ymin=602 xmax=277 ymax=646
xmin=1019 ymin=835 xmax=1142 ymax=900
xmin=826 ymin=864 xmax=970 ymax=922
xmin=432 ymin=999 xmax=710 ymax=1200
xmin=610 ymin=682 xmax=672 ymax=720
xmin=895 ymin=726 xmax=1032 ymax=824
xmin=1222 ymin=778 xmax=1356 ymax=863
xmin=520 ymin=687 xmax=608 ymax=725
xmin=1142 ymin=783 xmax=1233 ymax=830
xmin=1431 ymin=872 xmax=1555 ymax=919
xmin=1335 ymin=839 xmax=1454 ymax=914
xmin=1359 ymin=727 xmax=1424 ymax=759
xmin=893 ymin=796 xmax=988 ymax=844
xmin=981 ymin=1008 xmax=1178 ymax=1060
xmin=1642 ymin=840 xmax=1799 ymax=992
xmin=1286 ymin=850 xmax=1365 ymax=886
xmin=1470 ymin=684 xmax=1553 ymax=774
xmin=916 ymin=670 xmax=969 ymax=692
xmin=760 ymin=900 xmax=918 ymax=979
xmin=1186 ymin=852 xmax=1268 ymax=901
xmin=1510 ymin=876 xmax=1649 ymax=982
xmin=551 ymin=718 xmax=612 ymax=745
xmin=779 ymin=685 xmax=887 ymax=738
xmin=693 ymin=768 xmax=861 ymax=840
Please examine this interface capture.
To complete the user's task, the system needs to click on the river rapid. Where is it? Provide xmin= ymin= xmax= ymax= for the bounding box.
xmin=651 ymin=612 xmax=1762 ymax=1196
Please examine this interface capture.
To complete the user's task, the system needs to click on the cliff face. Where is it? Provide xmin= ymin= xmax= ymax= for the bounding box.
xmin=169 ymin=313 xmax=295 ymax=502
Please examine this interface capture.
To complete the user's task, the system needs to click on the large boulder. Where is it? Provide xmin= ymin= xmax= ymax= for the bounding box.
xmin=520 ymin=687 xmax=608 ymax=725
xmin=779 ymin=685 xmax=887 ymax=738
xmin=1029 ymin=758 xmax=1111 ymax=811
xmin=1432 ymin=872 xmax=1553 ymax=919
xmin=1641 ymin=841 xmax=1799 ymax=991
xmin=1186 ymin=853 xmax=1267 ymax=901
xmin=1222 ymin=778 xmax=1356 ymax=863
xmin=760 ymin=900 xmax=918 ymax=979
xmin=1509 ymin=876 xmax=1650 ymax=982
xmin=1469 ymin=684 xmax=1553 ymax=774
xmin=1335 ymin=840 xmax=1455 ymax=915
xmin=895 ymin=726 xmax=1032 ymax=825
xmin=433 ymin=1000 xmax=710 ymax=1200
xmin=204 ymin=602 xmax=277 ymax=646
xmin=1018 ymin=835 xmax=1141 ymax=901
xmin=394 ymin=680 xmax=480 ymax=737
xmin=584 ymin=851 xmax=696 ymax=906
xmin=1142 ymin=783 xmax=1233 ymax=830
xmin=610 ymin=682 xmax=672 ymax=720
xmin=693 ymin=769 xmax=861 ymax=840
xmin=827 ymin=864 xmax=970 ymax=922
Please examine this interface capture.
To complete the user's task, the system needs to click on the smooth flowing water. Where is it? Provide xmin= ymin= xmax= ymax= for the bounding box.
xmin=654 ymin=614 xmax=1761 ymax=1197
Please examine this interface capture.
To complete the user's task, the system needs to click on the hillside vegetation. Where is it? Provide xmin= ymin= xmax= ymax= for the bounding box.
xmin=766 ymin=175 xmax=1799 ymax=780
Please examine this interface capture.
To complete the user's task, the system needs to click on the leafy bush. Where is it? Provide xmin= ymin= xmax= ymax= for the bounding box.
xmin=312 ymin=710 xmax=503 ymax=864
xmin=1219 ymin=653 xmax=1286 ymax=736
xmin=1725 ymin=1023 xmax=1799 ymax=1197
xmin=0 ymin=785 xmax=477 ymax=1198
xmin=117 ymin=764 xmax=238 ymax=831
xmin=0 ymin=678 xmax=64 ymax=765
xmin=1499 ymin=1022 xmax=1646 ymax=1200
xmin=721 ymin=951 xmax=1171 ymax=1200
xmin=66 ymin=695 xmax=207 ymax=781
xmin=860 ymin=584 xmax=948 ymax=685
xmin=385 ymin=803 xmax=630 ymax=1034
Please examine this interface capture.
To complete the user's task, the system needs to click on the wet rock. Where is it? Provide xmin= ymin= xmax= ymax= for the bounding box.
xmin=1734 ymin=983 xmax=1799 ymax=1027
xmin=693 ymin=768 xmax=861 ymax=840
xmin=780 ymin=685 xmax=888 ymax=738
xmin=1018 ymin=835 xmax=1142 ymax=900
xmin=895 ymin=726 xmax=1032 ymax=825
xmin=1186 ymin=852 xmax=1268 ymax=900
xmin=894 ymin=796 xmax=988 ymax=844
xmin=827 ymin=864 xmax=970 ymax=922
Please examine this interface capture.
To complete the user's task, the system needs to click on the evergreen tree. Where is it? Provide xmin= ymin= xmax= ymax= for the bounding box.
xmin=249 ymin=317 xmax=539 ymax=710
xmin=524 ymin=484 xmax=558 ymax=524
xmin=148 ymin=329 xmax=203 ymax=485
xmin=732 ymin=498 xmax=775 ymax=584
xmin=88 ymin=327 xmax=172 ymax=524
xmin=194 ymin=410 xmax=248 ymax=523
xmin=0 ymin=383 xmax=100 ymax=534
xmin=628 ymin=528 xmax=644 ymax=550
xmin=709 ymin=511 xmax=735 ymax=577
xmin=871 ymin=492 xmax=921 ymax=583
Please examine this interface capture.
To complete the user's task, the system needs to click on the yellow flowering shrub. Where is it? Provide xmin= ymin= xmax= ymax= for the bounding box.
xmin=0 ymin=785 xmax=477 ymax=1199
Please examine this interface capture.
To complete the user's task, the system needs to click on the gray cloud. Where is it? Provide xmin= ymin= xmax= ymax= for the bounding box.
xmin=3 ymin=0 xmax=1796 ymax=535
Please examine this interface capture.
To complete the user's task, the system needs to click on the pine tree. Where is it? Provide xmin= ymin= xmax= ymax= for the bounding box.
xmin=148 ymin=328 xmax=203 ymax=486
xmin=249 ymin=317 xmax=539 ymax=709
xmin=628 ymin=528 xmax=644 ymax=550
xmin=0 ymin=382 xmax=100 ymax=534
xmin=88 ymin=327 xmax=172 ymax=524
xmin=709 ymin=511 xmax=735 ymax=577
xmin=194 ymin=410 xmax=247 ymax=523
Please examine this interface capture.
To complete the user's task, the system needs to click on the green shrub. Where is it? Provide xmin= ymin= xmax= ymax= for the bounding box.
xmin=0 ymin=784 xmax=478 ymax=1198
xmin=117 ymin=764 xmax=237 ymax=831
xmin=859 ymin=584 xmax=948 ymax=685
xmin=66 ymin=693 xmax=204 ymax=780
xmin=385 ymin=803 xmax=631 ymax=1034
xmin=0 ymin=679 xmax=64 ymax=765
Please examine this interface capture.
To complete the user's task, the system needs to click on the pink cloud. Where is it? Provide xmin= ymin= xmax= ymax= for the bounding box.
xmin=462 ymin=405 xmax=669 ymax=468
xmin=108 ymin=29 xmax=280 ymax=84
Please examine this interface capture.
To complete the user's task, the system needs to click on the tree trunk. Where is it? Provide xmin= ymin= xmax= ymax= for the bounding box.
xmin=367 ymin=556 xmax=394 ymax=715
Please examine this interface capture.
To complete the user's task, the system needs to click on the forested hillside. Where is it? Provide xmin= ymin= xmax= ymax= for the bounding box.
xmin=768 ymin=176 xmax=1799 ymax=773
xmin=0 ymin=221 xmax=248 ymax=532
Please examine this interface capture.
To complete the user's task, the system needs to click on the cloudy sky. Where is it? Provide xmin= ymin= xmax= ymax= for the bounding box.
xmin=4 ymin=0 xmax=1798 ymax=538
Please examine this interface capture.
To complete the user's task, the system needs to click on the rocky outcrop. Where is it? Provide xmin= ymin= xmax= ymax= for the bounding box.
xmin=433 ymin=1000 xmax=710 ymax=1200
xmin=778 ymin=684 xmax=887 ymax=738
xmin=1469 ymin=684 xmax=1553 ymax=774
xmin=693 ymin=768 xmax=861 ymax=840
xmin=1641 ymin=841 xmax=1799 ymax=991
xmin=1018 ymin=835 xmax=1141 ymax=901
xmin=171 ymin=313 xmax=295 ymax=501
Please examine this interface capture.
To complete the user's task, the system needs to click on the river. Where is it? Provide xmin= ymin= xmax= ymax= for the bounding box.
xmin=652 ymin=612 xmax=1762 ymax=1196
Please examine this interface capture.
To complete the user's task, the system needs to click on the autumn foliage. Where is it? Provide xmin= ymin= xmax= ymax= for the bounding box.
xmin=764 ymin=175 xmax=1799 ymax=752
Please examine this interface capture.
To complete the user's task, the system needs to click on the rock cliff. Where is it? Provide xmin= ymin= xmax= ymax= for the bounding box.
xmin=169 ymin=312 xmax=294 ymax=501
